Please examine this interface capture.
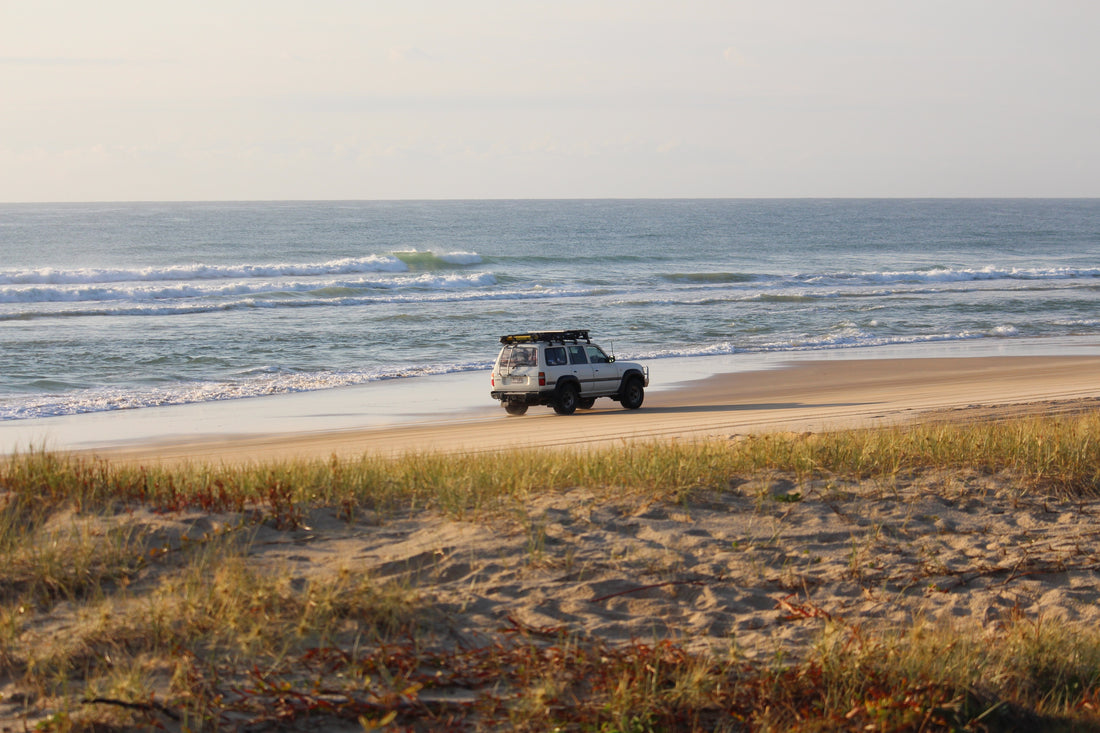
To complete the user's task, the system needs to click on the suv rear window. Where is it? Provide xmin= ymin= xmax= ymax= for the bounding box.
xmin=500 ymin=345 xmax=537 ymax=367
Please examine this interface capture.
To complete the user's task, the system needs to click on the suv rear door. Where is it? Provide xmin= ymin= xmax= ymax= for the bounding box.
xmin=566 ymin=344 xmax=595 ymax=394
xmin=496 ymin=344 xmax=539 ymax=388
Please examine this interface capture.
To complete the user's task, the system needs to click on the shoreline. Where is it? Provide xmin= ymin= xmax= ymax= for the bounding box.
xmin=3 ymin=336 xmax=1100 ymax=463
xmin=37 ymin=347 xmax=1100 ymax=465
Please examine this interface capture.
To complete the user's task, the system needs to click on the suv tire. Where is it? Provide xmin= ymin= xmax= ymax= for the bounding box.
xmin=504 ymin=402 xmax=529 ymax=416
xmin=553 ymin=383 xmax=579 ymax=415
xmin=620 ymin=376 xmax=645 ymax=410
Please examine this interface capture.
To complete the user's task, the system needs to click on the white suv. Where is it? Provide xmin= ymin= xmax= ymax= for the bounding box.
xmin=490 ymin=330 xmax=650 ymax=416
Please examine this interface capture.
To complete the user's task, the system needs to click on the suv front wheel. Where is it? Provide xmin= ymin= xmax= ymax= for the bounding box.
xmin=620 ymin=376 xmax=645 ymax=410
xmin=553 ymin=383 xmax=579 ymax=415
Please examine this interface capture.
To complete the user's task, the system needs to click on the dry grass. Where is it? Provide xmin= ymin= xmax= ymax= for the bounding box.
xmin=1 ymin=410 xmax=1100 ymax=729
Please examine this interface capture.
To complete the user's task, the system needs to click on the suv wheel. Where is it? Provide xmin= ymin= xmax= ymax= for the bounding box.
xmin=553 ymin=383 xmax=579 ymax=415
xmin=504 ymin=402 xmax=529 ymax=416
xmin=578 ymin=397 xmax=596 ymax=410
xmin=620 ymin=376 xmax=645 ymax=410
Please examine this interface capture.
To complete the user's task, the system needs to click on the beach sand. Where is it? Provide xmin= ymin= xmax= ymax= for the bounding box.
xmin=88 ymin=354 xmax=1100 ymax=465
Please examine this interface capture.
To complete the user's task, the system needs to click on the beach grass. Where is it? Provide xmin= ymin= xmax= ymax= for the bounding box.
xmin=2 ymin=410 xmax=1100 ymax=729
xmin=5 ymin=409 xmax=1099 ymax=516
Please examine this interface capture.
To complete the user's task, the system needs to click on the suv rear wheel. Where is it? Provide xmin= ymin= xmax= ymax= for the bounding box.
xmin=504 ymin=402 xmax=529 ymax=416
xmin=553 ymin=383 xmax=579 ymax=415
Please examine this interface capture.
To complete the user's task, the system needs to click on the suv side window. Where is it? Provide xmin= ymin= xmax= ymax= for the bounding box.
xmin=545 ymin=347 xmax=567 ymax=366
xmin=585 ymin=345 xmax=610 ymax=364
xmin=567 ymin=345 xmax=588 ymax=364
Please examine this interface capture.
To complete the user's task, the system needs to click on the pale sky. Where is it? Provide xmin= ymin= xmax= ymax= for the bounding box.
xmin=2 ymin=1 xmax=1098 ymax=201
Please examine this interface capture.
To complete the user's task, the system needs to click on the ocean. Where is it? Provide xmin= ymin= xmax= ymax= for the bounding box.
xmin=2 ymin=199 xmax=1098 ymax=422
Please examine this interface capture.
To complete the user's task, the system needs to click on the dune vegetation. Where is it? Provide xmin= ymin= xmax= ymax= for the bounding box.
xmin=2 ymin=410 xmax=1100 ymax=730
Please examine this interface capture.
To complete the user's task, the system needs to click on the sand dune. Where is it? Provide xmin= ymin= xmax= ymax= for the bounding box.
xmin=226 ymin=468 xmax=1100 ymax=663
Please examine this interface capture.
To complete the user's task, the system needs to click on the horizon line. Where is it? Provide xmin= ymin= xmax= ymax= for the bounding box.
xmin=4 ymin=195 xmax=1099 ymax=206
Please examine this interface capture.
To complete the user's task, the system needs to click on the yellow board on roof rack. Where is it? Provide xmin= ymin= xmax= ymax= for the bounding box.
xmin=499 ymin=330 xmax=590 ymax=345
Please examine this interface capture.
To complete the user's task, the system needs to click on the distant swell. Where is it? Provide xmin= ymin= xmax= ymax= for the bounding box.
xmin=0 ymin=250 xmax=482 ymax=286
xmin=0 ymin=272 xmax=499 ymax=306
xmin=793 ymin=266 xmax=1100 ymax=285
xmin=660 ymin=272 xmax=757 ymax=284
xmin=632 ymin=329 xmax=1016 ymax=360
xmin=0 ymin=284 xmax=604 ymax=321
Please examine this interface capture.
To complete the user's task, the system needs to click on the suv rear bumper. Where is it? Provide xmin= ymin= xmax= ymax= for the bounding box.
xmin=491 ymin=389 xmax=555 ymax=406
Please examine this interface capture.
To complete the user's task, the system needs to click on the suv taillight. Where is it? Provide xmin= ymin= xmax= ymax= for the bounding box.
xmin=538 ymin=372 xmax=546 ymax=386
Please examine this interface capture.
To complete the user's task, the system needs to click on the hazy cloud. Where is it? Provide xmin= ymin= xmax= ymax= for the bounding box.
xmin=0 ymin=56 xmax=137 ymax=66
xmin=2 ymin=2 xmax=1098 ymax=200
xmin=722 ymin=46 xmax=750 ymax=67
xmin=386 ymin=47 xmax=435 ymax=64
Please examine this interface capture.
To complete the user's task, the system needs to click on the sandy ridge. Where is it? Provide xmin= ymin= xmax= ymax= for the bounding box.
xmin=52 ymin=466 xmax=1098 ymax=671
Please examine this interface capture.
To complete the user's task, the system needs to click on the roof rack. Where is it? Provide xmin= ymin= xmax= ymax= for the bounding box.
xmin=500 ymin=330 xmax=590 ymax=345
